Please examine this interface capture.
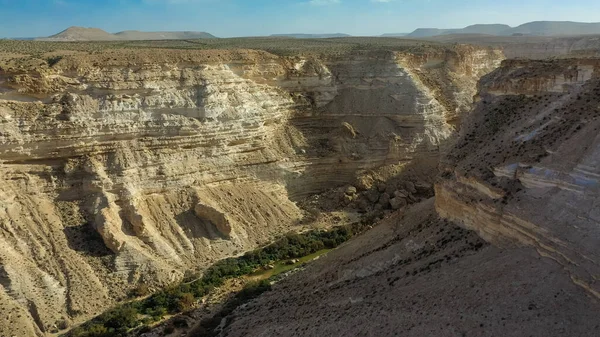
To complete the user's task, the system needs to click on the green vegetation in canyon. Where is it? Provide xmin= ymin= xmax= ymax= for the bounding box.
xmin=67 ymin=221 xmax=368 ymax=337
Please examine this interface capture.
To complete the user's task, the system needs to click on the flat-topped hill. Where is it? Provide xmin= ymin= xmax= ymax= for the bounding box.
xmin=36 ymin=26 xmax=217 ymax=41
xmin=407 ymin=21 xmax=600 ymax=37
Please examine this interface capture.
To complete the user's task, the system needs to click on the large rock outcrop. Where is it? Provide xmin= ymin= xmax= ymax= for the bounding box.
xmin=0 ymin=46 xmax=502 ymax=335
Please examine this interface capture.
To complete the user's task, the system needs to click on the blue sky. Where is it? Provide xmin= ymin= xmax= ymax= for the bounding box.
xmin=1 ymin=0 xmax=599 ymax=38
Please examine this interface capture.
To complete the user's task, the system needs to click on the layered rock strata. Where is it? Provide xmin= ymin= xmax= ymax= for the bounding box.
xmin=436 ymin=58 xmax=600 ymax=299
xmin=0 ymin=47 xmax=502 ymax=335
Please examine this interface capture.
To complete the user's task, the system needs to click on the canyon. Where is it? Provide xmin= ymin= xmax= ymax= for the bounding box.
xmin=0 ymin=37 xmax=599 ymax=337
xmin=217 ymin=56 xmax=600 ymax=337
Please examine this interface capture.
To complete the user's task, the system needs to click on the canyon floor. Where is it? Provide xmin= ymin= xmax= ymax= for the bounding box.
xmin=1 ymin=36 xmax=600 ymax=337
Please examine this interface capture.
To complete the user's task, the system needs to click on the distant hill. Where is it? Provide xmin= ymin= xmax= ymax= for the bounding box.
xmin=509 ymin=21 xmax=600 ymax=36
xmin=270 ymin=33 xmax=351 ymax=39
xmin=37 ymin=26 xmax=217 ymax=41
xmin=407 ymin=28 xmax=448 ymax=38
xmin=407 ymin=24 xmax=511 ymax=38
xmin=407 ymin=21 xmax=600 ymax=38
xmin=114 ymin=30 xmax=216 ymax=40
xmin=39 ymin=27 xmax=119 ymax=41
xmin=460 ymin=24 xmax=512 ymax=35
xmin=380 ymin=33 xmax=409 ymax=37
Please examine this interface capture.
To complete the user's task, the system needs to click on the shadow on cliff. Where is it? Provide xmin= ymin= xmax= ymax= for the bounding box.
xmin=285 ymin=112 xmax=440 ymax=204
xmin=283 ymin=55 xmax=439 ymax=201
xmin=285 ymin=114 xmax=402 ymax=201
xmin=63 ymin=223 xmax=114 ymax=257
xmin=175 ymin=210 xmax=228 ymax=241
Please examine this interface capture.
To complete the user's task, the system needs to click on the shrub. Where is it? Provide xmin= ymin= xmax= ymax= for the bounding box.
xmin=74 ymin=324 xmax=110 ymax=337
xmin=176 ymin=293 xmax=196 ymax=312
xmin=132 ymin=283 xmax=150 ymax=297
xmin=46 ymin=56 xmax=63 ymax=67
xmin=103 ymin=306 xmax=138 ymax=330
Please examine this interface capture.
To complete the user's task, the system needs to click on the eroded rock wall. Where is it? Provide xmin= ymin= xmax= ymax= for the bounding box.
xmin=436 ymin=58 xmax=600 ymax=299
xmin=0 ymin=47 xmax=502 ymax=335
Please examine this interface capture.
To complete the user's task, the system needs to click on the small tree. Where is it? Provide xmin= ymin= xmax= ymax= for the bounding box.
xmin=133 ymin=284 xmax=150 ymax=297
xmin=176 ymin=293 xmax=196 ymax=312
xmin=83 ymin=324 xmax=111 ymax=337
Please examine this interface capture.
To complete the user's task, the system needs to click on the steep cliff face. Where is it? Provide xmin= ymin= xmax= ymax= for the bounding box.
xmin=0 ymin=47 xmax=502 ymax=335
xmin=287 ymin=46 xmax=504 ymax=197
xmin=186 ymin=56 xmax=600 ymax=337
xmin=436 ymin=58 xmax=600 ymax=299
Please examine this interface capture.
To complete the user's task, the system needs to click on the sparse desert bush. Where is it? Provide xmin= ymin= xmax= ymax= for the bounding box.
xmin=176 ymin=293 xmax=196 ymax=312
xmin=46 ymin=55 xmax=63 ymax=67
xmin=131 ymin=283 xmax=150 ymax=298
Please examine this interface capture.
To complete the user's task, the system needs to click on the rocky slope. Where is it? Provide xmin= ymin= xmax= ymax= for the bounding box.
xmin=199 ymin=57 xmax=600 ymax=337
xmin=0 ymin=46 xmax=503 ymax=336
xmin=210 ymin=200 xmax=600 ymax=337
xmin=436 ymin=58 xmax=600 ymax=299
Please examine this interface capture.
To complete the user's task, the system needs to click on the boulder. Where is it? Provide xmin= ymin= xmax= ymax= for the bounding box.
xmin=377 ymin=183 xmax=387 ymax=193
xmin=415 ymin=181 xmax=433 ymax=194
xmin=394 ymin=190 xmax=408 ymax=199
xmin=357 ymin=198 xmax=371 ymax=213
xmin=390 ymin=197 xmax=407 ymax=210
xmin=378 ymin=192 xmax=391 ymax=208
xmin=345 ymin=186 xmax=358 ymax=196
xmin=341 ymin=122 xmax=357 ymax=138
xmin=94 ymin=205 xmax=126 ymax=253
xmin=194 ymin=203 xmax=232 ymax=237
xmin=404 ymin=181 xmax=417 ymax=194
xmin=355 ymin=175 xmax=374 ymax=191
xmin=365 ymin=189 xmax=380 ymax=203
xmin=385 ymin=183 xmax=398 ymax=196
